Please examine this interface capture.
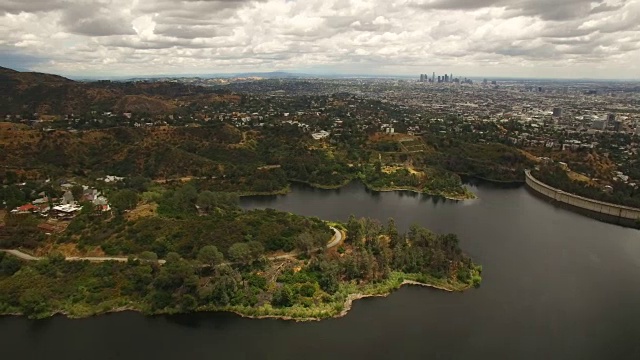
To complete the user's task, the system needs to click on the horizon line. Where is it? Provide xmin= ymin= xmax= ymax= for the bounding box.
xmin=3 ymin=65 xmax=639 ymax=83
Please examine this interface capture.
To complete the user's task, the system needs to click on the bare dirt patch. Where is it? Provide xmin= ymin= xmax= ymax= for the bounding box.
xmin=126 ymin=202 xmax=158 ymax=220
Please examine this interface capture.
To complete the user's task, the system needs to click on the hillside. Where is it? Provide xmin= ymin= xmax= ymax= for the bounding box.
xmin=0 ymin=67 xmax=221 ymax=116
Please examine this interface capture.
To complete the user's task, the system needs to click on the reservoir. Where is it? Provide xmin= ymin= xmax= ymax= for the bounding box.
xmin=2 ymin=181 xmax=640 ymax=359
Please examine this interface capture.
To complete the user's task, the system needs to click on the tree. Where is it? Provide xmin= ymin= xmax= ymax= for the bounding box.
xmin=71 ymin=185 xmax=84 ymax=202
xmin=197 ymin=245 xmax=224 ymax=267
xmin=4 ymin=171 xmax=18 ymax=185
xmin=296 ymin=232 xmax=315 ymax=255
xmin=19 ymin=290 xmax=49 ymax=318
xmin=272 ymin=285 xmax=293 ymax=307
xmin=247 ymin=241 xmax=264 ymax=261
xmin=110 ymin=189 xmax=139 ymax=214
xmin=196 ymin=191 xmax=239 ymax=213
xmin=0 ymin=253 xmax=22 ymax=276
xmin=386 ymin=218 xmax=400 ymax=248
xmin=196 ymin=191 xmax=218 ymax=213
xmin=80 ymin=200 xmax=95 ymax=215
xmin=173 ymin=184 xmax=198 ymax=212
xmin=228 ymin=242 xmax=252 ymax=264
xmin=139 ymin=251 xmax=158 ymax=263
xmin=346 ymin=214 xmax=362 ymax=244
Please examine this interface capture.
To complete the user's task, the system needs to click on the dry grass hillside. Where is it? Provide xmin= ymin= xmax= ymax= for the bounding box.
xmin=114 ymin=95 xmax=177 ymax=114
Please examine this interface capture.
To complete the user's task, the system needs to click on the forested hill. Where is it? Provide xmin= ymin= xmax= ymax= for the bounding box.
xmin=0 ymin=66 xmax=228 ymax=116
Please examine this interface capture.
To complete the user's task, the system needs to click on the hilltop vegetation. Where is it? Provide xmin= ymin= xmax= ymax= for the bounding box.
xmin=0 ymin=122 xmax=483 ymax=198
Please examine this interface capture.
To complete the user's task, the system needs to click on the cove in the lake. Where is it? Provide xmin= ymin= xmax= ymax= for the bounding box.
xmin=2 ymin=180 xmax=640 ymax=359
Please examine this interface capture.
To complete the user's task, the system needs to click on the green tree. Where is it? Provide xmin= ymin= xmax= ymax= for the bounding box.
xmin=196 ymin=191 xmax=218 ymax=213
xmin=228 ymin=242 xmax=252 ymax=264
xmin=80 ymin=200 xmax=95 ymax=215
xmin=109 ymin=189 xmax=139 ymax=214
xmin=19 ymin=290 xmax=49 ymax=318
xmin=197 ymin=245 xmax=224 ymax=267
xmin=0 ymin=253 xmax=22 ymax=276
xmin=139 ymin=251 xmax=158 ymax=263
xmin=296 ymin=232 xmax=315 ymax=255
xmin=386 ymin=218 xmax=400 ymax=248
xmin=346 ymin=214 xmax=362 ymax=245
xmin=71 ymin=185 xmax=84 ymax=201
xmin=247 ymin=241 xmax=265 ymax=261
xmin=272 ymin=285 xmax=293 ymax=307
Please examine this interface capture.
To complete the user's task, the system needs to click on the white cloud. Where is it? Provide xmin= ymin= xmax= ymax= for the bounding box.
xmin=0 ymin=0 xmax=638 ymax=78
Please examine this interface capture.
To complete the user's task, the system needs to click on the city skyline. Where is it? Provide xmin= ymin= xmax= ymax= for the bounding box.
xmin=1 ymin=0 xmax=639 ymax=79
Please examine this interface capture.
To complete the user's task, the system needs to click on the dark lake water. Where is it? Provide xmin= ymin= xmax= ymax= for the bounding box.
xmin=2 ymin=181 xmax=640 ymax=359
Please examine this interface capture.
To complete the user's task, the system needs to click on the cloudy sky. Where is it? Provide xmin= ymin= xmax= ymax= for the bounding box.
xmin=1 ymin=0 xmax=639 ymax=79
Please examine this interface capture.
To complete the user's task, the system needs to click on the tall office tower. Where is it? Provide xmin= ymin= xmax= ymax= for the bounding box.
xmin=420 ymin=74 xmax=425 ymax=82
xmin=444 ymin=74 xmax=449 ymax=82
xmin=450 ymin=73 xmax=453 ymax=82
xmin=432 ymin=72 xmax=435 ymax=82
xmin=437 ymin=76 xmax=441 ymax=83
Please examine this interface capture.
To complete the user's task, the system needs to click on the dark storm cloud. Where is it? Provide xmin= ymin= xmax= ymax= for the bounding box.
xmin=57 ymin=1 xmax=135 ymax=36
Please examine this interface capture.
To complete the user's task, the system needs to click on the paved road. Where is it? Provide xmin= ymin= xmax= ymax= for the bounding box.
xmin=1 ymin=226 xmax=343 ymax=265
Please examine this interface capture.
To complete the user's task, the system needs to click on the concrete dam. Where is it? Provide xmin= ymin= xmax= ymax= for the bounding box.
xmin=525 ymin=170 xmax=640 ymax=227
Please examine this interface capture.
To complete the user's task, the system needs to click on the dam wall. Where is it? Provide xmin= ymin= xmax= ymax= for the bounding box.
xmin=525 ymin=170 xmax=640 ymax=226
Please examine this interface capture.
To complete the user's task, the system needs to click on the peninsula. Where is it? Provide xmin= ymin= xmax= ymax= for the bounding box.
xmin=0 ymin=188 xmax=481 ymax=319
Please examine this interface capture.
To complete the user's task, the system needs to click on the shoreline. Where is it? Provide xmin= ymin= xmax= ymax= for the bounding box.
xmin=237 ymin=187 xmax=291 ymax=197
xmin=458 ymin=173 xmax=525 ymax=185
xmin=289 ymin=178 xmax=355 ymax=190
xmin=362 ymin=183 xmax=476 ymax=201
xmin=0 ymin=278 xmax=467 ymax=322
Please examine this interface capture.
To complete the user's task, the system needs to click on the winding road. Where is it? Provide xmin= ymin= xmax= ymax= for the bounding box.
xmin=0 ymin=226 xmax=344 ymax=264
xmin=326 ymin=226 xmax=343 ymax=248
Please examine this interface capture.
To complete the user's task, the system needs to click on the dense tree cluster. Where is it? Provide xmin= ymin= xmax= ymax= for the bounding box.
xmin=425 ymin=138 xmax=533 ymax=182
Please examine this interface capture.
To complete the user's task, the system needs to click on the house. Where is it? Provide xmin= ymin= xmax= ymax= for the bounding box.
xmin=83 ymin=189 xmax=100 ymax=202
xmin=11 ymin=203 xmax=38 ymax=214
xmin=37 ymin=223 xmax=57 ymax=234
xmin=52 ymin=204 xmax=81 ymax=219
xmin=32 ymin=197 xmax=49 ymax=205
